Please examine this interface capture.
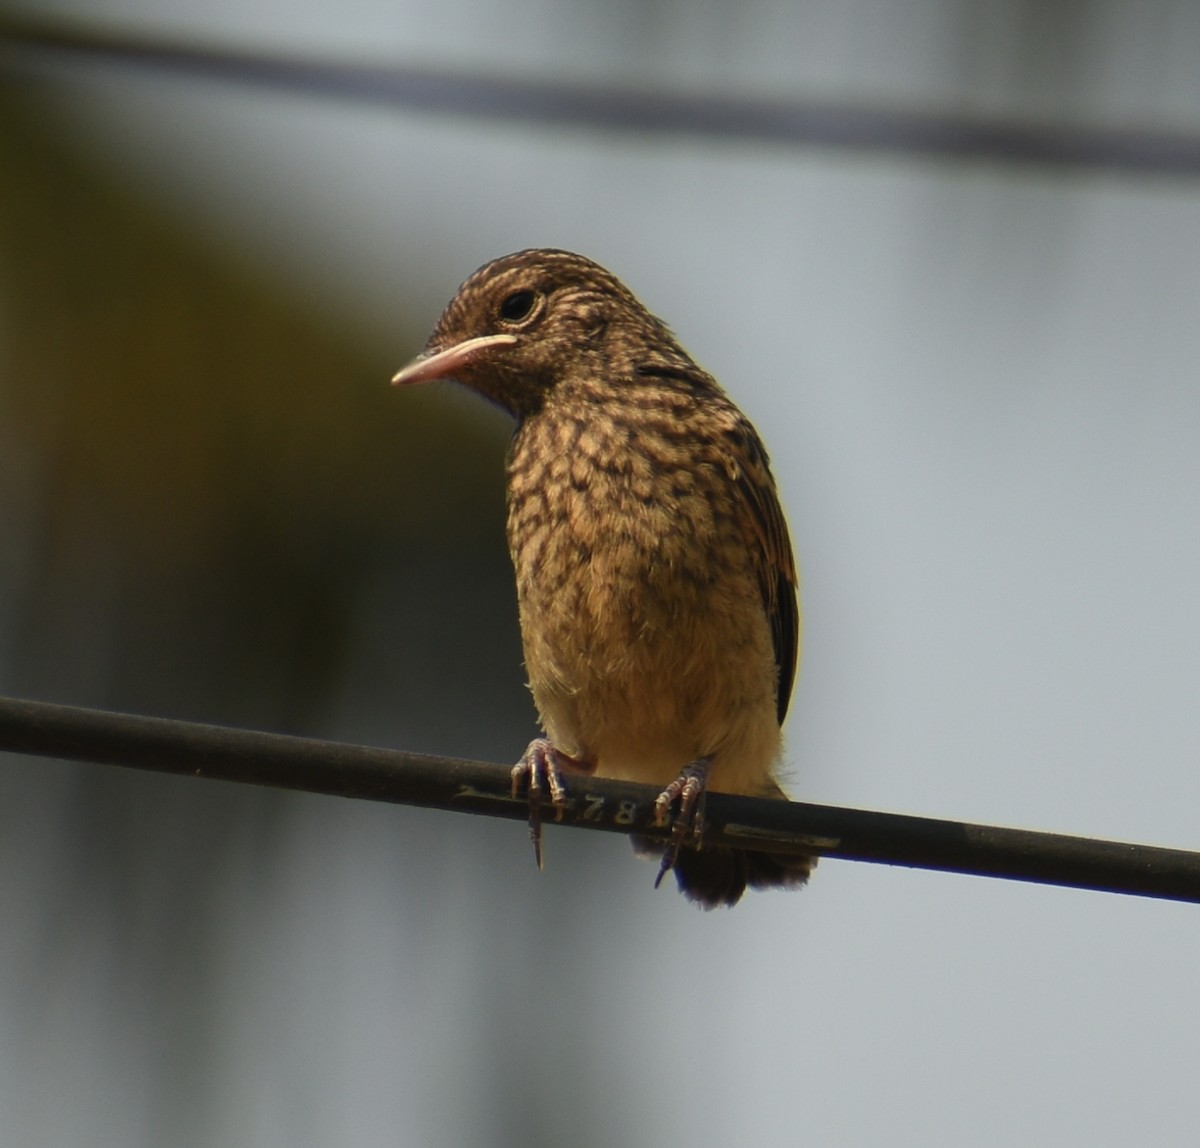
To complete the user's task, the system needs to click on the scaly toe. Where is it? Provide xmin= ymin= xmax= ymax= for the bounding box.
xmin=652 ymin=756 xmax=713 ymax=886
xmin=512 ymin=739 xmax=576 ymax=870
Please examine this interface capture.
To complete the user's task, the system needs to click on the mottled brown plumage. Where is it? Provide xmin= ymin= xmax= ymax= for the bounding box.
xmin=392 ymin=249 xmax=813 ymax=907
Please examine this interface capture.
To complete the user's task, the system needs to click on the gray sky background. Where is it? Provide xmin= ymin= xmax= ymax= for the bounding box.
xmin=3 ymin=2 xmax=1199 ymax=1145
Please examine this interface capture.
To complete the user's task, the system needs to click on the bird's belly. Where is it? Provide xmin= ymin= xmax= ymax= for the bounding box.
xmin=518 ymin=548 xmax=782 ymax=796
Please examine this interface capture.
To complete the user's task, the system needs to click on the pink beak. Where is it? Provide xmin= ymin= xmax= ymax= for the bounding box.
xmin=391 ymin=333 xmax=518 ymax=386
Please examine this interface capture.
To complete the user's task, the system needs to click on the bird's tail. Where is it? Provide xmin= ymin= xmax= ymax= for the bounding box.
xmin=631 ymin=777 xmax=815 ymax=908
xmin=630 ymin=835 xmax=815 ymax=909
xmin=670 ymin=844 xmax=814 ymax=909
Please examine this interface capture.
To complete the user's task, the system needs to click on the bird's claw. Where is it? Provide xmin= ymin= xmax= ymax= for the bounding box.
xmin=511 ymin=738 xmax=572 ymax=869
xmin=653 ymin=756 xmax=712 ymax=888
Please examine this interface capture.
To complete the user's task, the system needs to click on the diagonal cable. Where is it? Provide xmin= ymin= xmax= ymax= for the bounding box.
xmin=2 ymin=15 xmax=1200 ymax=177
xmin=0 ymin=694 xmax=1197 ymax=903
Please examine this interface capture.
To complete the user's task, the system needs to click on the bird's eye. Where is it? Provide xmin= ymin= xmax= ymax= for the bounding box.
xmin=499 ymin=289 xmax=538 ymax=323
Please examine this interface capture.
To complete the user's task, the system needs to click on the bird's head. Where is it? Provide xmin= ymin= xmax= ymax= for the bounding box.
xmin=391 ymin=249 xmax=697 ymax=419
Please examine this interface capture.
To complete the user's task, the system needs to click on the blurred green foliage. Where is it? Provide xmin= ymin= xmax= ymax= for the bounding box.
xmin=0 ymin=84 xmax=525 ymax=738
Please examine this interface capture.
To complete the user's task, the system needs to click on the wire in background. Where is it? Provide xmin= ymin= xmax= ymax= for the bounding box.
xmin=2 ymin=14 xmax=1199 ymax=178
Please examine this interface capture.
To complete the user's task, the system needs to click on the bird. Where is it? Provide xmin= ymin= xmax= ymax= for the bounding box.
xmin=391 ymin=249 xmax=813 ymax=908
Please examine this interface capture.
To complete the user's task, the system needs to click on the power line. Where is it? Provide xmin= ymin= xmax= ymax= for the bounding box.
xmin=3 ymin=15 xmax=1200 ymax=178
xmin=0 ymin=694 xmax=1196 ymax=904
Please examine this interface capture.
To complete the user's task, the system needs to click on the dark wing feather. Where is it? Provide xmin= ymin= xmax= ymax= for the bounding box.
xmin=729 ymin=419 xmax=800 ymax=725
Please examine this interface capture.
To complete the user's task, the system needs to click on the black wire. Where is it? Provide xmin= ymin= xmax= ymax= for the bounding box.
xmin=3 ymin=14 xmax=1200 ymax=178
xmin=1 ymin=694 xmax=1197 ymax=904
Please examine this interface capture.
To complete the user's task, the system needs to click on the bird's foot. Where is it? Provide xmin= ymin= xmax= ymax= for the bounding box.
xmin=511 ymin=738 xmax=576 ymax=870
xmin=653 ymin=756 xmax=712 ymax=889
